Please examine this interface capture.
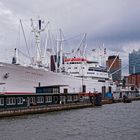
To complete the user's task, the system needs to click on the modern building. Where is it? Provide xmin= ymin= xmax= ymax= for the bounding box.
xmin=106 ymin=55 xmax=121 ymax=83
xmin=129 ymin=49 xmax=140 ymax=74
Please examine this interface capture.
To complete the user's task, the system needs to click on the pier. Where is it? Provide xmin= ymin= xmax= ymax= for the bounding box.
xmin=0 ymin=96 xmax=140 ymax=118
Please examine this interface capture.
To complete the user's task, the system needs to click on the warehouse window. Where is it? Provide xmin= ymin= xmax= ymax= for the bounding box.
xmin=0 ymin=98 xmax=4 ymax=105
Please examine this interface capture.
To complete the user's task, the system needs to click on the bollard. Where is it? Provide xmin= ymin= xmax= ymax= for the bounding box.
xmin=94 ymin=93 xmax=102 ymax=106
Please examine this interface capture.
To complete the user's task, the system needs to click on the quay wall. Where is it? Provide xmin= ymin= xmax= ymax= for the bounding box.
xmin=0 ymin=103 xmax=94 ymax=118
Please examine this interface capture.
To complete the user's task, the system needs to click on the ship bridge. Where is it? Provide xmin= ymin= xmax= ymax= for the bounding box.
xmin=63 ymin=57 xmax=108 ymax=79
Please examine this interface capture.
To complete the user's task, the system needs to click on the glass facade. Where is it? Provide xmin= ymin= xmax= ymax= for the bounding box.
xmin=129 ymin=49 xmax=140 ymax=74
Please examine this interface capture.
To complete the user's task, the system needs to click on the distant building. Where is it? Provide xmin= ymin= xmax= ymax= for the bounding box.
xmin=128 ymin=74 xmax=140 ymax=89
xmin=129 ymin=49 xmax=140 ymax=74
xmin=106 ymin=55 xmax=121 ymax=82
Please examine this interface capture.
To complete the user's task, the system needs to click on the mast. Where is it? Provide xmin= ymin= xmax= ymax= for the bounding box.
xmin=59 ymin=29 xmax=63 ymax=72
xmin=82 ymin=33 xmax=87 ymax=58
xmin=30 ymin=17 xmax=49 ymax=66
xmin=30 ymin=18 xmax=41 ymax=65
xmin=56 ymin=29 xmax=64 ymax=72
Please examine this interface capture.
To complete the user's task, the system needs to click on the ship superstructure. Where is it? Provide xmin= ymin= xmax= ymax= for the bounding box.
xmin=64 ymin=57 xmax=108 ymax=80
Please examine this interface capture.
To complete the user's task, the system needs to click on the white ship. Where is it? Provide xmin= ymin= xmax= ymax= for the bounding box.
xmin=0 ymin=18 xmax=113 ymax=94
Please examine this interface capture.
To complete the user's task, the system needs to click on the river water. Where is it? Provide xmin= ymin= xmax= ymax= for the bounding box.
xmin=0 ymin=101 xmax=140 ymax=140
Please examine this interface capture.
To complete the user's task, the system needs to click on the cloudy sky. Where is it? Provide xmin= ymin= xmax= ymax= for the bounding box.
xmin=0 ymin=0 xmax=140 ymax=75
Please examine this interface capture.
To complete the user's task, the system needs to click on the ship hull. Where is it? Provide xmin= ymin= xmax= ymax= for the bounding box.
xmin=0 ymin=62 xmax=111 ymax=93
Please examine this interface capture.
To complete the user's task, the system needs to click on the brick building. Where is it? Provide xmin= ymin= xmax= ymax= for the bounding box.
xmin=128 ymin=74 xmax=140 ymax=89
xmin=106 ymin=55 xmax=121 ymax=82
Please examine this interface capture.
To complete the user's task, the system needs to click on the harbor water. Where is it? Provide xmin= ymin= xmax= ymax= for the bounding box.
xmin=0 ymin=101 xmax=140 ymax=140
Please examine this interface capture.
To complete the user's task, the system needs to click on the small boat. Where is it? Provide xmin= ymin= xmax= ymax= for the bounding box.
xmin=123 ymin=95 xmax=132 ymax=103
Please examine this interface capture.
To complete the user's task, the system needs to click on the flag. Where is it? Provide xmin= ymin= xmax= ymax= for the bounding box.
xmin=46 ymin=48 xmax=52 ymax=52
xmin=72 ymin=49 xmax=74 ymax=53
xmin=77 ymin=48 xmax=80 ymax=51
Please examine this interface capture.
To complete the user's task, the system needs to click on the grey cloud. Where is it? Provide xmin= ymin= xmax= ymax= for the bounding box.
xmin=0 ymin=0 xmax=140 ymax=75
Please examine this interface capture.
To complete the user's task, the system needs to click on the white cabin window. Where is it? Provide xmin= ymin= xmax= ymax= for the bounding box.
xmin=73 ymin=95 xmax=78 ymax=101
xmin=6 ymin=98 xmax=16 ymax=105
xmin=37 ymin=96 xmax=44 ymax=103
xmin=45 ymin=96 xmax=52 ymax=103
xmin=0 ymin=98 xmax=4 ymax=105
xmin=17 ymin=97 xmax=23 ymax=105
xmin=30 ymin=97 xmax=35 ymax=103
xmin=67 ymin=95 xmax=72 ymax=101
xmin=53 ymin=88 xmax=59 ymax=93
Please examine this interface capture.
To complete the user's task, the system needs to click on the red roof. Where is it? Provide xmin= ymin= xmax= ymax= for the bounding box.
xmin=64 ymin=58 xmax=88 ymax=62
